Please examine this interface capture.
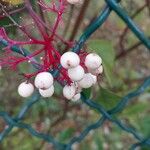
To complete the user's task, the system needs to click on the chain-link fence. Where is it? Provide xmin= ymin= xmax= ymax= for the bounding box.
xmin=0 ymin=0 xmax=150 ymax=149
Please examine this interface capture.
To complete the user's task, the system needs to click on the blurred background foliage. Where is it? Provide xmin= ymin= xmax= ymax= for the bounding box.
xmin=0 ymin=0 xmax=150 ymax=149
xmin=2 ymin=0 xmax=23 ymax=5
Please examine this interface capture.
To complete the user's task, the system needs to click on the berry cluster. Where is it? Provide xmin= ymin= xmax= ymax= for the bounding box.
xmin=18 ymin=72 xmax=54 ymax=98
xmin=61 ymin=52 xmax=103 ymax=101
xmin=0 ymin=0 xmax=103 ymax=101
xmin=18 ymin=52 xmax=103 ymax=101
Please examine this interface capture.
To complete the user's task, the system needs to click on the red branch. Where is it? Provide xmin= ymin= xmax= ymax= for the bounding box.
xmin=0 ymin=0 xmax=88 ymax=85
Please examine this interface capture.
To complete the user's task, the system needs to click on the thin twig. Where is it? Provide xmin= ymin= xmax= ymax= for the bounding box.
xmin=63 ymin=5 xmax=74 ymax=38
xmin=118 ymin=2 xmax=147 ymax=52
xmin=116 ymin=36 xmax=150 ymax=59
xmin=0 ymin=2 xmax=21 ymax=27
xmin=69 ymin=0 xmax=91 ymax=41
xmin=0 ymin=6 xmax=25 ymax=19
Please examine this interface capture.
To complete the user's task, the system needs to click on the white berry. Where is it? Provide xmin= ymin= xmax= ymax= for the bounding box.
xmin=60 ymin=52 xmax=80 ymax=69
xmin=18 ymin=81 xmax=34 ymax=98
xmin=90 ymin=74 xmax=97 ymax=84
xmin=78 ymin=73 xmax=94 ymax=88
xmin=89 ymin=65 xmax=103 ymax=75
xmin=39 ymin=85 xmax=54 ymax=98
xmin=67 ymin=0 xmax=83 ymax=5
xmin=73 ymin=82 xmax=82 ymax=93
xmin=63 ymin=85 xmax=76 ymax=100
xmin=96 ymin=65 xmax=103 ymax=74
xmin=71 ymin=93 xmax=81 ymax=102
xmin=68 ymin=65 xmax=85 ymax=81
xmin=34 ymin=72 xmax=53 ymax=89
xmin=85 ymin=53 xmax=102 ymax=70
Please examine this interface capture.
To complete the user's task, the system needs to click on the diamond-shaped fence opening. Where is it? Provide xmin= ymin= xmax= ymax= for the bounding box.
xmin=0 ymin=0 xmax=150 ymax=150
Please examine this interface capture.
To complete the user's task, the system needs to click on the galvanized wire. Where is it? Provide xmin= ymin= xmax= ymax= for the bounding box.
xmin=0 ymin=0 xmax=150 ymax=149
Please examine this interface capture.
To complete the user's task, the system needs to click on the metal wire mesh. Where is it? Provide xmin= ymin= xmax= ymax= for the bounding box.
xmin=0 ymin=0 xmax=150 ymax=149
